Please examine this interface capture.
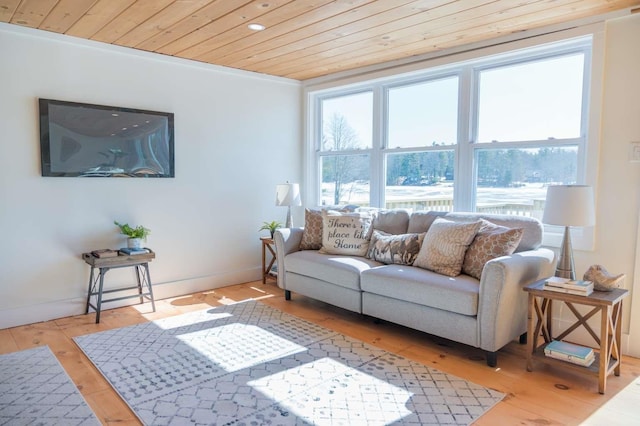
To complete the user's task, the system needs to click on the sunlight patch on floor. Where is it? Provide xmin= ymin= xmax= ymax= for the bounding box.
xmin=580 ymin=376 xmax=640 ymax=425
xmin=178 ymin=323 xmax=307 ymax=372
xmin=248 ymin=357 xmax=414 ymax=425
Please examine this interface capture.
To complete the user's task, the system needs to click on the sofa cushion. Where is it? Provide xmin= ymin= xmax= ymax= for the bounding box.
xmin=319 ymin=211 xmax=375 ymax=256
xmin=285 ymin=250 xmax=380 ymax=291
xmin=366 ymin=230 xmax=425 ymax=265
xmin=299 ymin=208 xmax=323 ymax=250
xmin=406 ymin=211 xmax=447 ymax=233
xmin=413 ymin=218 xmax=482 ymax=277
xmin=444 ymin=212 xmax=542 ymax=251
xmin=361 ymin=265 xmax=480 ymax=316
xmin=371 ymin=209 xmax=411 ymax=235
xmin=462 ymin=220 xmax=524 ymax=280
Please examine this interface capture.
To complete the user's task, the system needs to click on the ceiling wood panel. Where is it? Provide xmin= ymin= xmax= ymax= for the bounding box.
xmin=39 ymin=0 xmax=98 ymax=33
xmin=259 ymin=0 xmax=562 ymax=77
xmin=159 ymin=0 xmax=295 ymax=57
xmin=199 ymin=0 xmax=431 ymax=66
xmin=115 ymin=0 xmax=214 ymax=47
xmin=1 ymin=0 xmax=638 ymax=80
xmin=227 ymin=0 xmax=495 ymax=74
xmin=10 ymin=0 xmax=58 ymax=27
xmin=284 ymin=0 xmax=639 ymax=79
xmin=0 ymin=0 xmax=22 ymax=22
xmin=261 ymin=0 xmax=638 ymax=78
xmin=91 ymin=0 xmax=175 ymax=43
xmin=66 ymin=0 xmax=137 ymax=38
xmin=133 ymin=0 xmax=250 ymax=51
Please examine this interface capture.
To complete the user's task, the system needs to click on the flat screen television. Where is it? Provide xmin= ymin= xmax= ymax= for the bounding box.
xmin=39 ymin=98 xmax=175 ymax=177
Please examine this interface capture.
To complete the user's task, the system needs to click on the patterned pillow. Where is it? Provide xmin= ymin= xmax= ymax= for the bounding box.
xmin=319 ymin=211 xmax=375 ymax=256
xmin=367 ymin=230 xmax=425 ymax=265
xmin=413 ymin=218 xmax=482 ymax=277
xmin=462 ymin=220 xmax=524 ymax=280
xmin=299 ymin=209 xmax=323 ymax=250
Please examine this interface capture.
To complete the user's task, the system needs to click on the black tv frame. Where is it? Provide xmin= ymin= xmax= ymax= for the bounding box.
xmin=39 ymin=98 xmax=175 ymax=178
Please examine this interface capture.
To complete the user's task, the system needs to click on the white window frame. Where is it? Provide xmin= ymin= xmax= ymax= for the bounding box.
xmin=305 ymin=31 xmax=603 ymax=250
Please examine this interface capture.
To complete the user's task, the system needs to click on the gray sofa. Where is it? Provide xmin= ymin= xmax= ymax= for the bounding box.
xmin=274 ymin=210 xmax=555 ymax=366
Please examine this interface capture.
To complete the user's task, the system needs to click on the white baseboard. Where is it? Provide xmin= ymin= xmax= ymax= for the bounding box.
xmin=0 ymin=269 xmax=261 ymax=329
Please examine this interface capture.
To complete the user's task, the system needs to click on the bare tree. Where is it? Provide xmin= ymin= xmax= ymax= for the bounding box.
xmin=323 ymin=113 xmax=360 ymax=204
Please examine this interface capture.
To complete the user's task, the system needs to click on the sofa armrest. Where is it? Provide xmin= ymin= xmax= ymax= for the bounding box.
xmin=273 ymin=227 xmax=303 ymax=290
xmin=477 ymin=248 xmax=556 ymax=352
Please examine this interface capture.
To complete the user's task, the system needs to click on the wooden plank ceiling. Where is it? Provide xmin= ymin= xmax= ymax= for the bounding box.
xmin=1 ymin=0 xmax=639 ymax=80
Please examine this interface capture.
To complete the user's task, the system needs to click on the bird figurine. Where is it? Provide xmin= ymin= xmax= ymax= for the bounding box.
xmin=583 ymin=265 xmax=624 ymax=291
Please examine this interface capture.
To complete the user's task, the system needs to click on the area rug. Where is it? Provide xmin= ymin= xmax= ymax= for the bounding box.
xmin=74 ymin=300 xmax=503 ymax=425
xmin=0 ymin=345 xmax=100 ymax=425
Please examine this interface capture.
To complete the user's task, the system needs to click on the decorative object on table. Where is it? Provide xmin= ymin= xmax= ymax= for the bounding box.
xmin=542 ymin=185 xmax=595 ymax=279
xmin=275 ymin=182 xmax=301 ymax=228
xmin=543 ymin=276 xmax=593 ymax=296
xmin=544 ymin=340 xmax=595 ymax=367
xmin=114 ymin=220 xmax=151 ymax=249
xmin=258 ymin=220 xmax=282 ymax=238
xmin=91 ymin=248 xmax=119 ymax=258
xmin=584 ymin=264 xmax=625 ymax=291
xmin=119 ymin=247 xmax=151 ymax=255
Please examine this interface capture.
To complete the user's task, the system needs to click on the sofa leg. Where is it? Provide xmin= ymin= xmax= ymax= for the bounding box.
xmin=519 ymin=332 xmax=528 ymax=344
xmin=284 ymin=290 xmax=291 ymax=301
xmin=486 ymin=351 xmax=498 ymax=367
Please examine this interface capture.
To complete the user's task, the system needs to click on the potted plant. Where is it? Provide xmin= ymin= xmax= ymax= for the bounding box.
xmin=114 ymin=221 xmax=151 ymax=249
xmin=259 ymin=220 xmax=282 ymax=239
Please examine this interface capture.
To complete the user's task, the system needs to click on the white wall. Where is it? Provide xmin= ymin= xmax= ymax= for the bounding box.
xmin=0 ymin=24 xmax=302 ymax=328
xmin=586 ymin=13 xmax=640 ymax=356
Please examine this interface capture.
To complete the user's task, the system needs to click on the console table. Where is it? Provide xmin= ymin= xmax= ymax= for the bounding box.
xmin=524 ymin=279 xmax=628 ymax=394
xmin=83 ymin=250 xmax=156 ymax=323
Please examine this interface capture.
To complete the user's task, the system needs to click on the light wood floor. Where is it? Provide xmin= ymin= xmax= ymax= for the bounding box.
xmin=2 ymin=280 xmax=639 ymax=425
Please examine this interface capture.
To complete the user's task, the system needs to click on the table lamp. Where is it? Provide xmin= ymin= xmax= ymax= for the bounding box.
xmin=275 ymin=183 xmax=301 ymax=228
xmin=542 ymin=185 xmax=595 ymax=279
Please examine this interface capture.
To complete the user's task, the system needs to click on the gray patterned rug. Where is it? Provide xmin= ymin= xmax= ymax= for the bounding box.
xmin=0 ymin=345 xmax=100 ymax=425
xmin=74 ymin=301 xmax=503 ymax=425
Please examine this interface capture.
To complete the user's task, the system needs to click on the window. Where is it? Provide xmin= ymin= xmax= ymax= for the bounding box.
xmin=476 ymin=54 xmax=584 ymax=143
xmin=319 ymin=91 xmax=372 ymax=205
xmin=388 ymin=77 xmax=458 ymax=148
xmin=309 ymin=37 xmax=592 ymax=230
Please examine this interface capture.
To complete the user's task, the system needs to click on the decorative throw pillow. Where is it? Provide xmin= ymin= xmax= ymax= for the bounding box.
xmin=319 ymin=211 xmax=375 ymax=256
xmin=413 ymin=218 xmax=482 ymax=277
xmin=367 ymin=230 xmax=425 ymax=265
xmin=462 ymin=220 xmax=524 ymax=280
xmin=299 ymin=208 xmax=323 ymax=250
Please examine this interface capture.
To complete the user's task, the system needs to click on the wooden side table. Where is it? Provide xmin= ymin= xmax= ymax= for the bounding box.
xmin=261 ymin=237 xmax=277 ymax=284
xmin=83 ymin=250 xmax=156 ymax=323
xmin=524 ymin=279 xmax=628 ymax=394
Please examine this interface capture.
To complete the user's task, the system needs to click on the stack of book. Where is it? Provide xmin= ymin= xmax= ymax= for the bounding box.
xmin=544 ymin=340 xmax=595 ymax=367
xmin=119 ymin=247 xmax=151 ymax=255
xmin=91 ymin=249 xmax=119 ymax=258
xmin=544 ymin=276 xmax=594 ymax=296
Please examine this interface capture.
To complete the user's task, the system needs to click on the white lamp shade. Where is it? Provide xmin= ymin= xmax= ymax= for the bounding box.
xmin=542 ymin=185 xmax=595 ymax=227
xmin=275 ymin=183 xmax=301 ymax=207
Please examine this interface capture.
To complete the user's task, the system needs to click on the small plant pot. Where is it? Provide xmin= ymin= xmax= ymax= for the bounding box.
xmin=128 ymin=238 xmax=143 ymax=249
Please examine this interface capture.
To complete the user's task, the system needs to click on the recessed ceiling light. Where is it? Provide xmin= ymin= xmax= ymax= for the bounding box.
xmin=248 ymin=23 xmax=265 ymax=31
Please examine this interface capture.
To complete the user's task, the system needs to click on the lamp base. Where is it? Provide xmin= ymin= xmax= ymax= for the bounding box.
xmin=555 ymin=226 xmax=575 ymax=280
xmin=285 ymin=207 xmax=293 ymax=228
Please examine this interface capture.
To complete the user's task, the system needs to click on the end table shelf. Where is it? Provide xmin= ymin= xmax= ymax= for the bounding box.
xmin=261 ymin=237 xmax=277 ymax=284
xmin=83 ymin=250 xmax=156 ymax=323
xmin=524 ymin=279 xmax=628 ymax=394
